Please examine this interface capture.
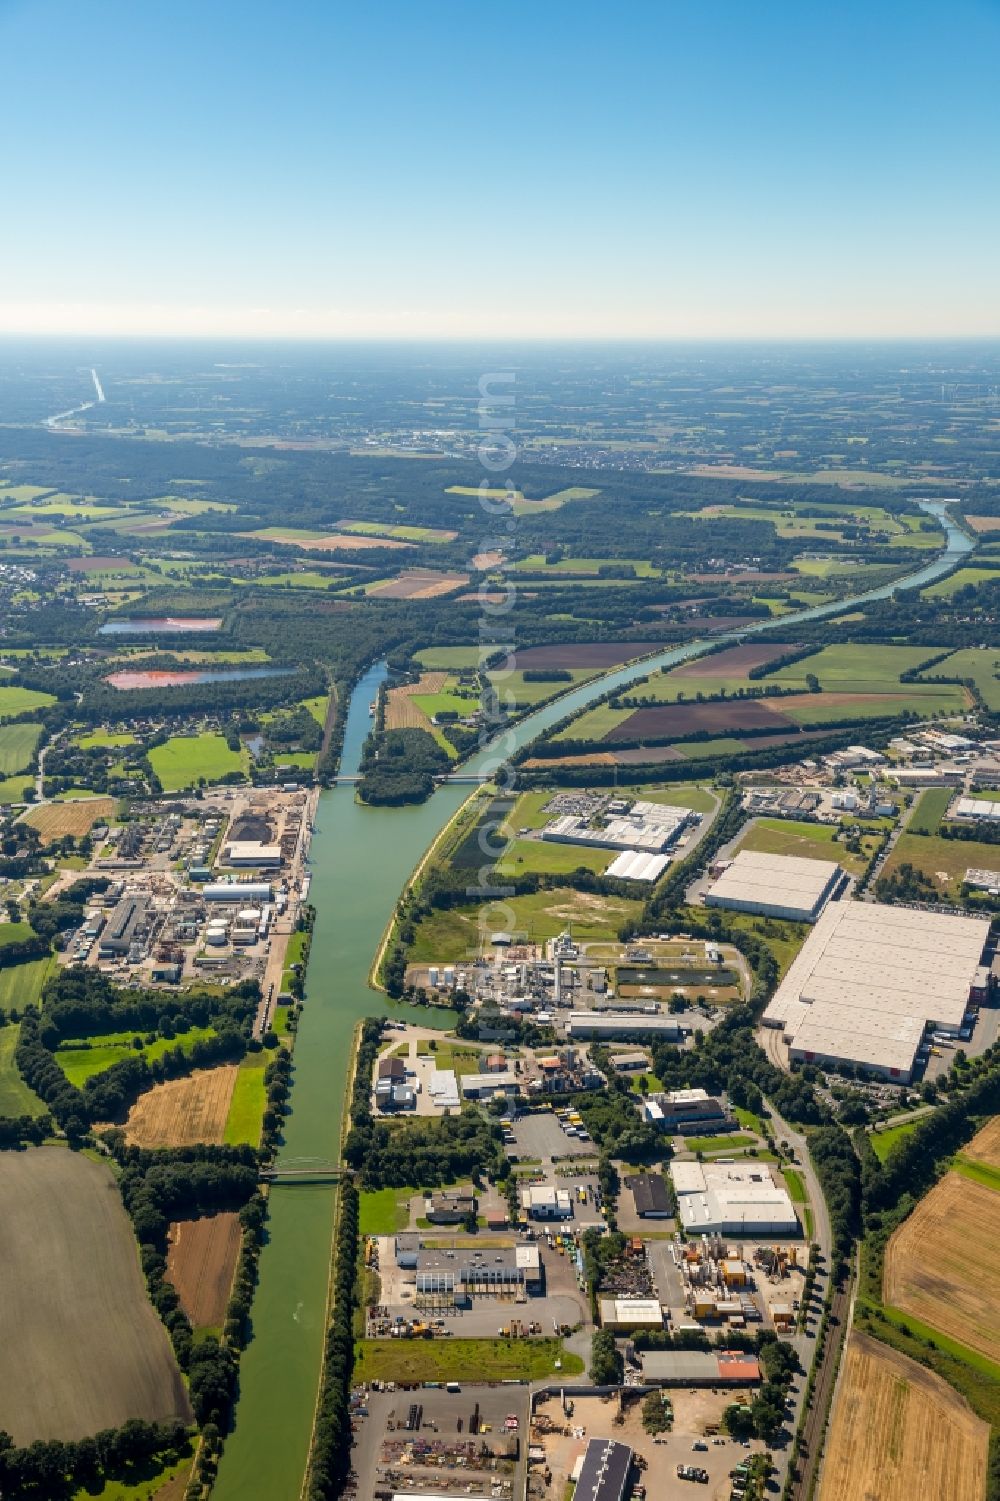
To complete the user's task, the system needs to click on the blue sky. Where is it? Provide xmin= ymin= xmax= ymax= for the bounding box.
xmin=1 ymin=0 xmax=998 ymax=338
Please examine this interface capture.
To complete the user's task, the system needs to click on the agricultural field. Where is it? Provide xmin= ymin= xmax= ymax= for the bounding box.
xmin=884 ymin=1170 xmax=1000 ymax=1366
xmin=0 ymin=1022 xmax=46 ymax=1116
xmin=0 ymin=683 xmax=57 ymax=718
xmin=223 ymin=1052 xmax=267 ymax=1146
xmin=513 ymin=553 xmax=661 ymax=576
xmin=922 ymin=565 xmax=1000 ymax=598
xmin=353 ymin=1337 xmax=582 ymax=1385
xmin=880 ymin=831 xmax=1000 ymax=900
xmin=0 ymin=1146 xmax=192 ymax=1443
xmin=339 ymin=520 xmax=457 ymax=542
xmin=956 ymin=1115 xmax=1000 ymax=1173
xmin=818 ymin=1332 xmax=988 ymax=1501
xmin=166 ymin=1212 xmax=241 ymax=1329
xmin=908 ymin=786 xmax=953 ymax=835
xmin=916 ymin=647 xmax=1000 ymax=711
xmin=413 ymin=645 xmax=484 ymax=670
xmin=366 ymin=568 xmax=469 ymax=599
xmin=56 ymin=1025 xmax=216 ymax=1087
xmin=75 ymin=729 xmax=138 ymax=749
xmin=0 ymin=720 xmax=42 ymax=774
xmin=0 ymin=774 xmax=33 ymax=804
xmin=737 ymin=817 xmax=876 ymax=877
xmin=122 ymin=1064 xmax=238 ymax=1146
xmin=25 ymin=795 xmax=116 ymax=841
xmin=497 ymin=838 xmax=615 ymax=877
xmin=246 ymin=525 xmax=411 ymax=551
xmin=0 ymin=953 xmax=56 ymax=1010
xmin=766 ymin=643 xmax=951 ymax=692
xmin=148 ymin=732 xmax=248 ymax=791
xmin=409 ymin=885 xmax=643 ymax=962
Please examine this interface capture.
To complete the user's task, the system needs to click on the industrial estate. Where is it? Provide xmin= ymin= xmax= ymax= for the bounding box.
xmin=2 ymin=343 xmax=1000 ymax=1501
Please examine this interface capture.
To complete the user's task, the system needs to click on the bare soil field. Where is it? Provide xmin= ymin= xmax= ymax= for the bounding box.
xmin=674 ymin=641 xmax=802 ymax=677
xmin=123 ymin=1064 xmax=238 ymax=1146
xmin=471 ymin=549 xmax=504 ymax=569
xmin=25 ymin=796 xmax=116 ymax=841
xmin=369 ymin=569 xmax=469 ymax=599
xmin=167 ymin=1212 xmax=241 ymax=1328
xmin=965 ymin=515 xmax=1000 ymax=533
xmin=67 ymin=554 xmax=140 ymax=572
xmin=819 ymin=1332 xmax=987 ymax=1501
xmin=385 ymin=672 xmax=448 ymax=730
xmin=611 ymin=744 xmax=687 ymax=763
xmin=272 ymin=531 xmax=412 ymax=551
xmin=0 ymin=1146 xmax=192 ymax=1443
xmin=689 ymin=570 xmax=799 ymax=583
xmin=959 ymin=1115 xmax=1000 ymax=1169
xmin=510 ymin=642 xmax=661 ymax=669
xmin=523 ymin=752 xmax=617 ymax=769
xmin=884 ymin=1171 xmax=1000 ymax=1364
xmin=606 ymin=699 xmax=793 ymax=742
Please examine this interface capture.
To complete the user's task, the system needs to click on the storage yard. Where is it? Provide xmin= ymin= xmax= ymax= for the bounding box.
xmin=761 ymin=901 xmax=993 ymax=1081
xmin=818 ymin=1333 xmax=988 ymax=1501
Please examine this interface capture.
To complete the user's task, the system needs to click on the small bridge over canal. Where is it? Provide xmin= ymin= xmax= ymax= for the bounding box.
xmin=260 ymin=1157 xmax=350 ymax=1185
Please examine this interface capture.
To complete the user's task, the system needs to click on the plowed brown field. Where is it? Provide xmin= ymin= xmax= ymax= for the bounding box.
xmin=819 ymin=1332 xmax=987 ymax=1501
xmin=884 ymin=1170 xmax=1000 ymax=1363
xmin=958 ymin=1115 xmax=1000 ymax=1169
xmin=369 ymin=569 xmax=469 ymax=599
xmin=386 ymin=672 xmax=447 ymax=730
xmin=123 ymin=1065 xmax=238 ymax=1147
xmin=167 ymin=1213 xmax=241 ymax=1328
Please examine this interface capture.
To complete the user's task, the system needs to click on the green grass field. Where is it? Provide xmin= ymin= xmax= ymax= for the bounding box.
xmin=75 ymin=730 xmax=138 ymax=750
xmin=511 ymin=485 xmax=601 ymax=515
xmin=409 ymin=885 xmax=642 ymax=962
xmin=738 ymin=817 xmax=874 ymax=876
xmin=766 ymin=642 xmax=952 ymax=691
xmin=917 ymin=647 xmax=1000 ymax=711
xmin=682 ymin=1132 xmax=757 ymax=1154
xmin=340 ymin=521 xmax=456 ymax=542
xmin=414 ymin=645 xmax=483 ymax=670
xmin=0 ymin=685 xmax=57 ymax=719
xmin=868 ymin=1120 xmax=921 ymax=1162
xmin=551 ymin=702 xmax=630 ymax=742
xmin=149 ymin=732 xmax=248 ymax=791
xmin=0 ymin=922 xmax=36 ymax=948
xmin=909 ymin=786 xmax=953 ymax=835
xmin=513 ymin=554 xmax=661 ymax=577
xmin=497 ymin=839 xmax=614 ymax=877
xmin=0 ymin=1023 xmax=47 ymax=1116
xmin=252 ymin=570 xmax=344 ymax=590
xmin=881 ymin=831 xmax=1000 ymax=898
xmin=923 ymin=566 xmax=1000 ymax=598
xmin=488 ymin=667 xmax=600 ymax=706
xmin=56 ymin=1026 xmax=216 ymax=1086
xmin=353 ymin=1337 xmax=582 ymax=1384
xmin=0 ymin=721 xmax=41 ymax=775
xmin=0 ymin=955 xmax=56 ymax=1010
xmin=358 ymin=1186 xmax=413 ymax=1235
xmin=224 ymin=1052 xmax=267 ymax=1145
xmin=782 ymin=1167 xmax=807 ymax=1202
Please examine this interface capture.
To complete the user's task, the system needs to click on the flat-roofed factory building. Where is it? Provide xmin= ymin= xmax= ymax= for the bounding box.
xmin=705 ymin=849 xmax=843 ymax=923
xmin=574 ymin=1439 xmax=633 ymax=1501
xmin=762 ymin=900 xmax=992 ymax=1082
xmin=670 ymin=1160 xmax=800 ymax=1237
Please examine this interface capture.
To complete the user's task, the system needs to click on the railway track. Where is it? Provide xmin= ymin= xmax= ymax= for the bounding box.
xmin=786 ymin=1269 xmax=853 ymax=1501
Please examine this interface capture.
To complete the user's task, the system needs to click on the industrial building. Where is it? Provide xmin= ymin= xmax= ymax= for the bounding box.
xmin=639 ymin=1350 xmax=761 ymax=1387
xmin=520 ymin=1184 xmax=572 ymax=1219
xmin=574 ymin=1439 xmax=633 ymax=1501
xmin=203 ymin=881 xmax=273 ymax=902
xmin=642 ymin=1087 xmax=733 ymax=1135
xmin=952 ymin=796 xmax=1000 ymax=824
xmin=604 ymin=849 xmax=672 ymax=882
xmin=705 ymin=849 xmax=843 ymax=923
xmin=541 ymin=800 xmax=692 ymax=855
xmin=460 ymin=1070 xmax=518 ymax=1099
xmin=425 ymin=1191 xmax=477 ymax=1224
xmin=98 ymin=895 xmax=149 ymax=956
xmin=598 ymin=1296 xmax=664 ymax=1332
xmin=566 ymin=1011 xmax=681 ymax=1041
xmin=415 ymin=1244 xmax=541 ymax=1303
xmin=628 ymin=1172 xmax=672 ymax=1218
xmin=762 ymin=901 xmax=992 ymax=1081
xmin=223 ymin=841 xmax=283 ymax=867
xmin=670 ymin=1160 xmax=800 ymax=1237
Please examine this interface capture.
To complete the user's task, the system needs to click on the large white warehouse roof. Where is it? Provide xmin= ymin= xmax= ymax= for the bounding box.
xmin=705 ymin=849 xmax=842 ymax=922
xmin=763 ymin=901 xmax=991 ymax=1078
xmin=670 ymin=1160 xmax=799 ymax=1236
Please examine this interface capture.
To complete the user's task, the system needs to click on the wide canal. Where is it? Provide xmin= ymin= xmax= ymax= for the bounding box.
xmin=214 ymin=500 xmax=971 ymax=1499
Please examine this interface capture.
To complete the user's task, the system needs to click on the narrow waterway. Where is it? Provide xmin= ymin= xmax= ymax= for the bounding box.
xmin=214 ymin=500 xmax=972 ymax=1500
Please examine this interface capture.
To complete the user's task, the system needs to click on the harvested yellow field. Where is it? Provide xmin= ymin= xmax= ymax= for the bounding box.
xmin=819 ymin=1332 xmax=987 ymax=1501
xmin=385 ymin=672 xmax=447 ymax=730
xmin=965 ymin=515 xmax=1000 ymax=533
xmin=123 ymin=1065 xmax=238 ymax=1147
xmin=959 ymin=1115 xmax=1000 ymax=1169
xmin=884 ymin=1170 xmax=1000 ymax=1364
xmin=25 ymin=796 xmax=116 ymax=842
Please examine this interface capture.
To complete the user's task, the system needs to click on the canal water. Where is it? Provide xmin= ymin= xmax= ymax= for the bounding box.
xmin=214 ymin=501 xmax=971 ymax=1500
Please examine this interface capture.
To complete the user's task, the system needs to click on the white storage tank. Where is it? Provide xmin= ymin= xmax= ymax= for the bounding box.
xmin=238 ymin=908 xmax=262 ymax=924
xmin=205 ymin=926 xmax=228 ymax=947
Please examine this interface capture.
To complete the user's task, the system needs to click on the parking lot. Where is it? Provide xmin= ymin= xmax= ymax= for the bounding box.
xmin=353 ymin=1386 xmax=529 ymax=1501
xmin=509 ymin=1113 xmax=596 ymax=1162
